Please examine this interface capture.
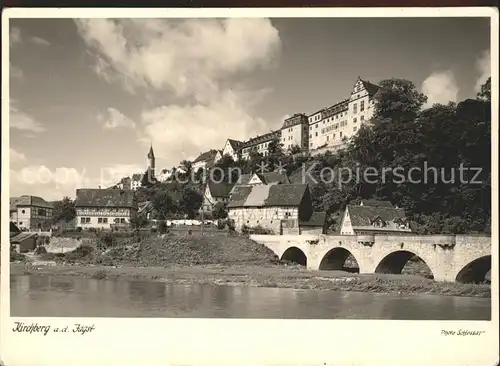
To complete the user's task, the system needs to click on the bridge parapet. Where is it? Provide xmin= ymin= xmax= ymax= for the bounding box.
xmin=250 ymin=233 xmax=491 ymax=282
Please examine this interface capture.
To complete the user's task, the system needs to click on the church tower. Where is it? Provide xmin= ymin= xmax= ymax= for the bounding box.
xmin=147 ymin=144 xmax=155 ymax=179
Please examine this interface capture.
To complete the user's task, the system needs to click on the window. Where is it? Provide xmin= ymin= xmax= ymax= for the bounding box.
xmin=361 ymin=115 xmax=364 ymax=122
xmin=315 ymin=132 xmax=318 ymax=136
xmin=80 ymin=217 xmax=86 ymax=224
xmin=353 ymin=103 xmax=357 ymax=114
xmin=321 ymin=129 xmax=325 ymax=134
xmin=38 ymin=208 xmax=46 ymax=216
xmin=309 ymin=134 xmax=312 ymax=138
xmin=120 ymin=218 xmax=126 ymax=224
xmin=98 ymin=218 xmax=103 ymax=223
xmin=340 ymin=132 xmax=343 ymax=138
xmin=326 ymin=136 xmax=329 ymax=141
xmin=353 ymin=126 xmax=357 ymax=132
xmin=21 ymin=209 xmax=25 ymax=214
xmin=315 ymin=124 xmax=318 ymax=128
xmin=360 ymin=100 xmax=365 ymax=112
xmin=310 ymin=142 xmax=313 ymax=147
xmin=114 ymin=218 xmax=120 ymax=224
xmin=353 ymin=118 xmax=357 ymax=123
xmin=309 ymin=126 xmax=312 ymax=130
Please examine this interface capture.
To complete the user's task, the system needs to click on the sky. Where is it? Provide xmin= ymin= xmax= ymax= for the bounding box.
xmin=8 ymin=17 xmax=491 ymax=201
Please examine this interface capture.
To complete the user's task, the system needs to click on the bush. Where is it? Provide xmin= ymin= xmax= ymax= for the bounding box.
xmin=44 ymin=236 xmax=50 ymax=244
xmin=217 ymin=219 xmax=226 ymax=230
xmin=158 ymin=221 xmax=167 ymax=234
xmin=34 ymin=246 xmax=47 ymax=255
xmin=99 ymin=232 xmax=116 ymax=248
xmin=76 ymin=227 xmax=82 ymax=232
xmin=10 ymin=251 xmax=25 ymax=262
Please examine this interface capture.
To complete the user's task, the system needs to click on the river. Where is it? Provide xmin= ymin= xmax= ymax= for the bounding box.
xmin=10 ymin=275 xmax=491 ymax=320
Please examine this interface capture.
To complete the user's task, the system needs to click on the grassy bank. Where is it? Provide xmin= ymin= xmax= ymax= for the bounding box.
xmin=9 ymin=231 xmax=491 ymax=298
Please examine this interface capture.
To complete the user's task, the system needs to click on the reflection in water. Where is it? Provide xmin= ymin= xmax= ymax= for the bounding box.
xmin=10 ymin=275 xmax=491 ymax=320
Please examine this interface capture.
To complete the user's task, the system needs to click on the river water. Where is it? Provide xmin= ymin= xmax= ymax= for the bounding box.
xmin=10 ymin=275 xmax=491 ymax=320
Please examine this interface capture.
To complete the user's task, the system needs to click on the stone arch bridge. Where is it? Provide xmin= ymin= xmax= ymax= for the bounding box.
xmin=250 ymin=234 xmax=492 ymax=283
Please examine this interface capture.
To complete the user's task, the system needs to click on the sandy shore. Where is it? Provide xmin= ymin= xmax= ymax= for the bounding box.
xmin=10 ymin=262 xmax=491 ymax=298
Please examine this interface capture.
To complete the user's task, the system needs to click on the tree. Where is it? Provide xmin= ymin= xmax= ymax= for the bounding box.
xmin=288 ymin=145 xmax=302 ymax=155
xmin=52 ymin=197 xmax=76 ymax=224
xmin=141 ymin=168 xmax=156 ymax=188
xmin=180 ymin=186 xmax=203 ymax=218
xmin=477 ymin=77 xmax=491 ymax=101
xmin=151 ymin=190 xmax=178 ymax=220
xmin=130 ymin=214 xmax=148 ymax=231
xmin=212 ymin=202 xmax=228 ymax=220
xmin=375 ymin=78 xmax=427 ymax=123
xmin=267 ymin=137 xmax=283 ymax=155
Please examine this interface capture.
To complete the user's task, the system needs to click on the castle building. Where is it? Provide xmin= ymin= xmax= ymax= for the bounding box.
xmin=280 ymin=113 xmax=309 ymax=152
xmin=308 ymin=77 xmax=381 ymax=152
xmin=240 ymin=130 xmax=281 ymax=160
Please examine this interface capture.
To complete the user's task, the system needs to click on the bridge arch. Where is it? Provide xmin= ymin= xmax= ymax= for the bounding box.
xmin=319 ymin=247 xmax=360 ymax=272
xmin=281 ymin=246 xmax=307 ymax=266
xmin=374 ymin=250 xmax=434 ymax=279
xmin=455 ymin=255 xmax=491 ymax=284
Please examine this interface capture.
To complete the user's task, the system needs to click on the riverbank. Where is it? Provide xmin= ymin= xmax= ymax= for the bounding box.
xmin=10 ymin=262 xmax=491 ymax=298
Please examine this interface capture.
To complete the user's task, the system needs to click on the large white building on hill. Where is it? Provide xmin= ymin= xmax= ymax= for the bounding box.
xmin=225 ymin=77 xmax=381 ymax=160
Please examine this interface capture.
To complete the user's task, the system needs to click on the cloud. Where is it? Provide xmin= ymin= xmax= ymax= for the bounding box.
xmin=76 ymin=18 xmax=281 ymax=166
xmin=99 ymin=164 xmax=145 ymax=187
xmin=10 ymin=62 xmax=24 ymax=80
xmin=474 ymin=50 xmax=490 ymax=92
xmin=30 ymin=36 xmax=51 ymax=46
xmin=140 ymin=90 xmax=269 ymax=162
xmin=99 ymin=107 xmax=136 ymax=130
xmin=9 ymin=101 xmax=45 ymax=133
xmin=9 ymin=163 xmax=147 ymax=200
xmin=421 ymin=70 xmax=459 ymax=108
xmin=75 ymin=19 xmax=280 ymax=98
xmin=10 ymin=26 xmax=22 ymax=45
xmin=10 ymin=148 xmax=27 ymax=164
xmin=10 ymin=166 xmax=90 ymax=200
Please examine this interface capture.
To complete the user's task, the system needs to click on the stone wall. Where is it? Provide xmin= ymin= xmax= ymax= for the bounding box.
xmin=229 ymin=207 xmax=299 ymax=234
xmin=45 ymin=237 xmax=83 ymax=253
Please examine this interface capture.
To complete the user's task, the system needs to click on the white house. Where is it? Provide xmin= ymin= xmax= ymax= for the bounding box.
xmin=9 ymin=195 xmax=54 ymax=231
xmin=199 ymin=181 xmax=234 ymax=214
xmin=280 ymin=114 xmax=309 ymax=152
xmin=192 ymin=150 xmax=223 ymax=173
xmin=75 ymin=188 xmax=138 ymax=230
xmin=339 ymin=200 xmax=412 ymax=235
xmin=221 ymin=139 xmax=243 ymax=161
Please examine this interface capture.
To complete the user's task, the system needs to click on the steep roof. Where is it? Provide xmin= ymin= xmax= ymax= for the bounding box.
xmin=259 ymin=171 xmax=290 ymax=185
xmin=10 ymin=195 xmax=53 ymax=210
xmin=75 ymin=189 xmax=137 ymax=209
xmin=360 ymin=200 xmax=394 ymax=208
xmin=242 ymin=130 xmax=281 ymax=148
xmin=360 ymin=79 xmax=381 ymax=97
xmin=281 ymin=113 xmax=308 ymax=129
xmin=346 ymin=205 xmax=409 ymax=231
xmin=207 ymin=181 xmax=234 ymax=199
xmin=193 ymin=150 xmax=218 ymax=163
xmin=10 ymin=222 xmax=21 ymax=235
xmin=228 ymin=184 xmax=308 ymax=208
xmin=11 ymin=232 xmax=38 ymax=243
xmin=227 ymin=139 xmax=243 ymax=150
xmin=300 ymin=211 xmax=327 ymax=227
xmin=148 ymin=145 xmax=155 ymax=159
